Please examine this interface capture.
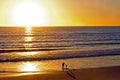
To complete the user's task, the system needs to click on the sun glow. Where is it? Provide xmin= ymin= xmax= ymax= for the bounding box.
xmin=11 ymin=1 xmax=49 ymax=27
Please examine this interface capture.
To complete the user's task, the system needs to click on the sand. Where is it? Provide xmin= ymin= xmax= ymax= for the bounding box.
xmin=0 ymin=66 xmax=120 ymax=80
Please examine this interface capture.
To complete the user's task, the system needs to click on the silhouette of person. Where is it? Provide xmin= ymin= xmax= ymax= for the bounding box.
xmin=62 ymin=62 xmax=65 ymax=71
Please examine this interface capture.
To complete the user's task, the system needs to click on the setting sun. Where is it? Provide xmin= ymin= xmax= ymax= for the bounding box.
xmin=11 ymin=1 xmax=49 ymax=27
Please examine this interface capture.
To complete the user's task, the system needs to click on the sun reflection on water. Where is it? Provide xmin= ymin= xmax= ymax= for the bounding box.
xmin=26 ymin=27 xmax=32 ymax=34
xmin=24 ymin=27 xmax=33 ymax=50
xmin=21 ymin=52 xmax=39 ymax=56
xmin=25 ymin=36 xmax=32 ymax=42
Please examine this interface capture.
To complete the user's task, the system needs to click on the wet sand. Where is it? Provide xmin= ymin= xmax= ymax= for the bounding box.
xmin=0 ymin=66 xmax=120 ymax=80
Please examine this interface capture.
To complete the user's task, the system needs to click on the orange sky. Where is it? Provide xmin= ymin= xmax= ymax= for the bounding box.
xmin=0 ymin=0 xmax=120 ymax=26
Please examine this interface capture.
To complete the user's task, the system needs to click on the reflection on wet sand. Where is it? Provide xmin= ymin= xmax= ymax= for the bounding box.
xmin=20 ymin=62 xmax=38 ymax=73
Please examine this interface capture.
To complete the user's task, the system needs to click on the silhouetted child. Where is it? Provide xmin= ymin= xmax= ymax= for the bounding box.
xmin=66 ymin=64 xmax=68 ymax=70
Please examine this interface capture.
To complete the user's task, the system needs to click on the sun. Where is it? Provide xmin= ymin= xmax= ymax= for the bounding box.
xmin=11 ymin=1 xmax=49 ymax=27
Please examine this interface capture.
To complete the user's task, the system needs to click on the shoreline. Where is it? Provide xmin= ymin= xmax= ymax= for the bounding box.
xmin=0 ymin=66 xmax=120 ymax=80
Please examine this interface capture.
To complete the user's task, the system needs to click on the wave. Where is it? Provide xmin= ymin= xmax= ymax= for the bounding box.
xmin=1 ymin=38 xmax=120 ymax=43
xmin=1 ymin=41 xmax=120 ymax=54
xmin=75 ymin=42 xmax=120 ymax=46
xmin=0 ymin=49 xmax=120 ymax=62
xmin=1 ymin=41 xmax=120 ymax=49
xmin=0 ymin=48 xmax=62 ymax=53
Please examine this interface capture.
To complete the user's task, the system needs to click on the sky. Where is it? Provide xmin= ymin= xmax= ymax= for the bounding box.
xmin=0 ymin=0 xmax=120 ymax=26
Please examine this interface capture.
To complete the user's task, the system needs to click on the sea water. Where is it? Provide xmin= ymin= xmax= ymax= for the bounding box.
xmin=0 ymin=27 xmax=120 ymax=73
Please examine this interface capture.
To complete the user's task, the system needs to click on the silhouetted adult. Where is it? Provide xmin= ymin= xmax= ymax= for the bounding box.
xmin=62 ymin=62 xmax=65 ymax=71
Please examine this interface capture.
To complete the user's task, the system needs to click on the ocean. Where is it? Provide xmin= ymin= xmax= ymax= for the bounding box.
xmin=0 ymin=27 xmax=120 ymax=73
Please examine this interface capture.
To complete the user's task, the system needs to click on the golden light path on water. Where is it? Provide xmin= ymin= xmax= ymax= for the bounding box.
xmin=15 ymin=27 xmax=60 ymax=74
xmin=24 ymin=27 xmax=34 ymax=53
xmin=18 ymin=27 xmax=40 ymax=73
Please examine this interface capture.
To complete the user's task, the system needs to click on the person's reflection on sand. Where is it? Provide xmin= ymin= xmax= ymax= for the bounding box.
xmin=62 ymin=62 xmax=76 ymax=79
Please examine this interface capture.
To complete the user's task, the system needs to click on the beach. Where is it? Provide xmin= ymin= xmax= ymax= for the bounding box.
xmin=0 ymin=66 xmax=120 ymax=80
